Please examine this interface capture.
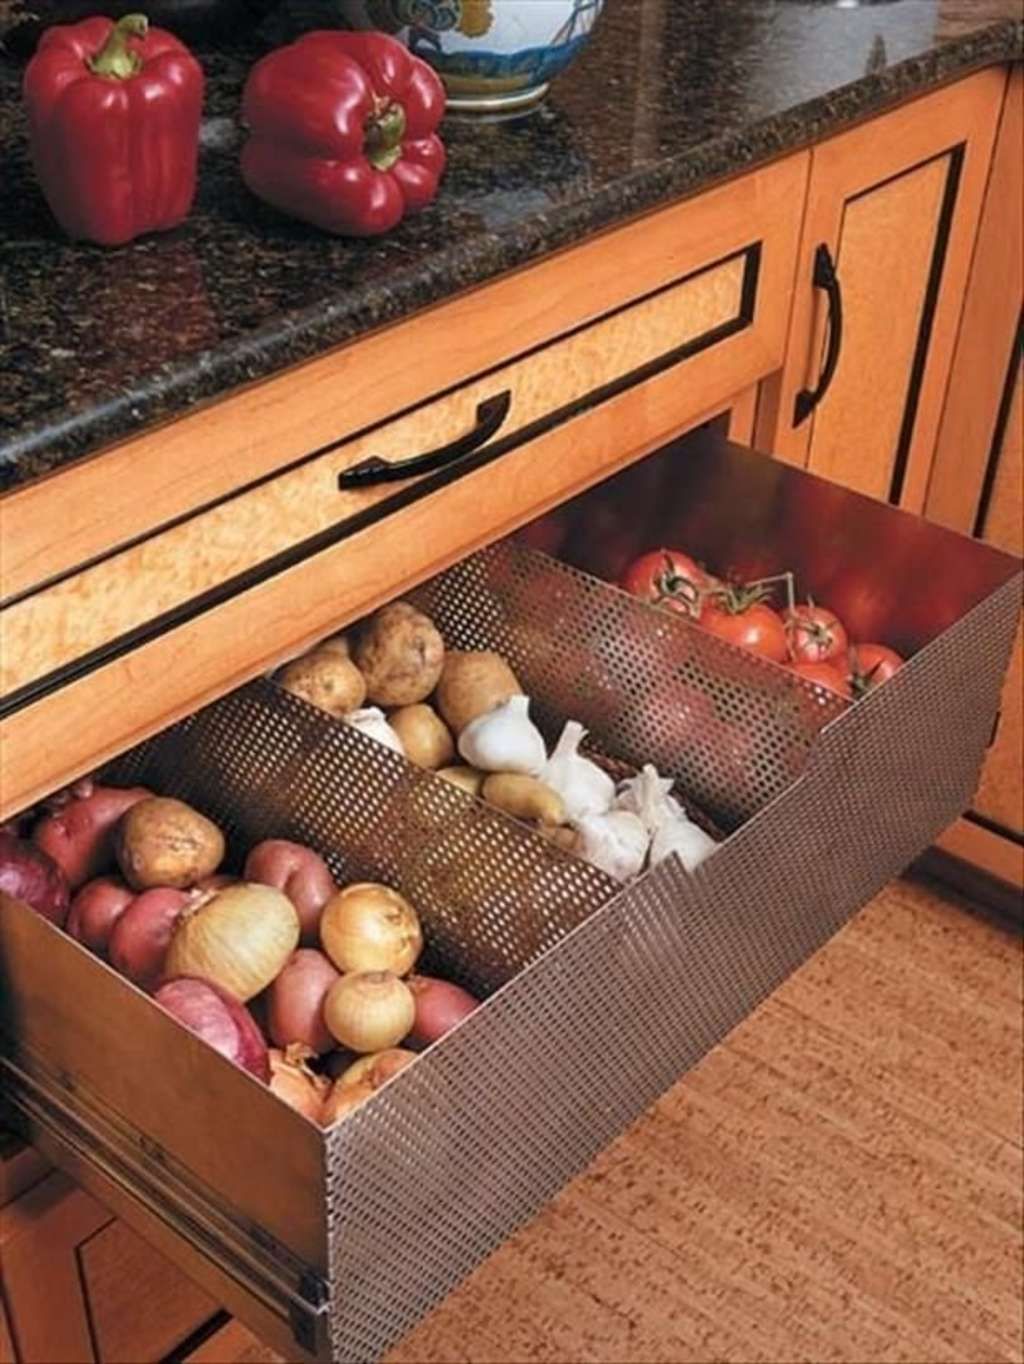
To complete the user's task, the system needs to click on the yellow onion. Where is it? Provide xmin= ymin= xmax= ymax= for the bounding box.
xmin=268 ymin=1044 xmax=329 ymax=1123
xmin=165 ymin=882 xmax=299 ymax=1002
xmin=323 ymin=971 xmax=415 ymax=1053
xmin=337 ymin=1048 xmax=417 ymax=1091
xmin=320 ymin=883 xmax=422 ymax=976
xmin=321 ymin=1080 xmax=375 ymax=1127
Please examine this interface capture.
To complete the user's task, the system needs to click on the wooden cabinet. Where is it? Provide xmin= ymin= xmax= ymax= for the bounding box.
xmin=757 ymin=69 xmax=1006 ymax=513
xmin=926 ymin=70 xmax=1023 ymax=893
xmin=757 ymin=66 xmax=1021 ymax=896
xmin=0 ymin=1152 xmax=216 ymax=1364
xmin=972 ymin=371 xmax=1023 ymax=838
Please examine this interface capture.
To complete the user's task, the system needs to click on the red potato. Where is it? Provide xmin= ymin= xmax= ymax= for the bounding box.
xmin=107 ymin=887 xmax=190 ymax=990
xmin=243 ymin=840 xmax=336 ymax=944
xmin=265 ymin=948 xmax=340 ymax=1054
xmin=406 ymin=975 xmax=480 ymax=1049
xmin=0 ymin=833 xmax=70 ymax=925
xmin=67 ymin=876 xmax=135 ymax=954
xmin=33 ymin=785 xmax=151 ymax=889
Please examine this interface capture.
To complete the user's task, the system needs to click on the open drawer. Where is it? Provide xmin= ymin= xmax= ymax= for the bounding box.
xmin=0 ymin=156 xmax=808 ymax=817
xmin=1 ymin=431 xmax=1020 ymax=1363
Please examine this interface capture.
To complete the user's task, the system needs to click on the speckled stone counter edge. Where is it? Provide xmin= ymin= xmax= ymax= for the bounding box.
xmin=2 ymin=19 xmax=1020 ymax=493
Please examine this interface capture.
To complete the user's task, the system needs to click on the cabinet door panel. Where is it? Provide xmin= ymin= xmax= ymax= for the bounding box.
xmin=926 ymin=71 xmax=1022 ymax=891
xmin=0 ymin=1173 xmax=110 ymax=1364
xmin=759 ymin=68 xmax=1006 ymax=514
xmin=972 ymin=368 xmax=1023 ymax=839
xmin=79 ymin=1219 xmax=216 ymax=1363
xmin=803 ymin=157 xmax=949 ymax=499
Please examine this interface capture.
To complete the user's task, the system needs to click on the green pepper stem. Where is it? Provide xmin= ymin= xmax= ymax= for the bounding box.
xmin=88 ymin=13 xmax=148 ymax=80
xmin=365 ymin=100 xmax=407 ymax=172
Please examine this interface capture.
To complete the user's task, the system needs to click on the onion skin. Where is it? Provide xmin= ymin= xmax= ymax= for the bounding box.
xmin=320 ymin=883 xmax=423 ymax=977
xmin=266 ymin=949 xmax=340 ymax=1054
xmin=165 ymin=882 xmax=300 ymax=1003
xmin=32 ymin=786 xmax=150 ymax=890
xmin=323 ymin=971 xmax=415 ymax=1053
xmin=337 ymin=1048 xmax=416 ymax=1090
xmin=108 ymin=887 xmax=191 ymax=990
xmin=193 ymin=873 xmax=238 ymax=894
xmin=321 ymin=1081 xmax=375 ymax=1126
xmin=154 ymin=977 xmax=270 ymax=1081
xmin=407 ymin=975 xmax=480 ymax=1049
xmin=68 ymin=876 xmax=135 ymax=954
xmin=243 ymin=840 xmax=336 ymax=945
xmin=268 ymin=1046 xmax=329 ymax=1123
xmin=0 ymin=833 xmax=71 ymax=925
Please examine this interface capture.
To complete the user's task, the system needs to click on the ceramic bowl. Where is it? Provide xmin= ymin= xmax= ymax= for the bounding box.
xmin=337 ymin=1 xmax=605 ymax=113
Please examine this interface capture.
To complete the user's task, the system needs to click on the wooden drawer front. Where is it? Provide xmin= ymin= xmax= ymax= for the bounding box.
xmin=0 ymin=1169 xmax=214 ymax=1364
xmin=1 ymin=1173 xmax=109 ymax=1364
xmin=0 ymin=154 xmax=806 ymax=606
xmin=0 ymin=247 xmax=751 ymax=704
xmin=79 ymin=1219 xmax=216 ymax=1362
xmin=0 ymin=161 xmax=806 ymax=817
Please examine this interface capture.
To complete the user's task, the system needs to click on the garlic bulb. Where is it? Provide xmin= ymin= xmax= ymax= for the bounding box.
xmin=457 ymin=695 xmax=546 ymax=775
xmin=543 ymin=720 xmax=615 ymax=822
xmin=615 ymin=764 xmax=717 ymax=873
xmin=344 ymin=708 xmax=406 ymax=757
xmin=614 ymin=764 xmax=684 ymax=831
xmin=573 ymin=810 xmax=649 ymax=882
xmin=649 ymin=816 xmax=717 ymax=872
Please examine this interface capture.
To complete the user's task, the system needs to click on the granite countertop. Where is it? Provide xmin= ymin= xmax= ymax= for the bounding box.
xmin=0 ymin=1 xmax=1020 ymax=493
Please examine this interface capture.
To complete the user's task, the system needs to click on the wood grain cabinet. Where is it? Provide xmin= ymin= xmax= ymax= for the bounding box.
xmin=1 ymin=1141 xmax=216 ymax=1364
xmin=759 ymin=66 xmax=1022 ymax=893
xmin=926 ymin=70 xmax=1023 ymax=892
xmin=757 ymin=69 xmax=1007 ymax=513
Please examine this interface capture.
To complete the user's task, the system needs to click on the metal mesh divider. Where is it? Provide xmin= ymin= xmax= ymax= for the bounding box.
xmin=409 ymin=540 xmax=847 ymax=830
xmin=107 ymin=680 xmax=621 ymax=998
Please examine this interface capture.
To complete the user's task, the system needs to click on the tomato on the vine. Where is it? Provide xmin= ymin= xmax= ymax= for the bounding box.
xmin=699 ymin=584 xmax=788 ymax=663
xmin=849 ymin=642 xmax=904 ymax=696
xmin=620 ymin=549 xmax=707 ymax=619
xmin=788 ymin=660 xmax=852 ymax=699
xmin=784 ymin=602 xmax=849 ymax=664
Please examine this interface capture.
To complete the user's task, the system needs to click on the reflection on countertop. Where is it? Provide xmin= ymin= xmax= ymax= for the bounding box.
xmin=0 ymin=0 xmax=1020 ymax=490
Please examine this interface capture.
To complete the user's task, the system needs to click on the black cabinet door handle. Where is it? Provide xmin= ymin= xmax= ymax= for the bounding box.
xmin=793 ymin=244 xmax=844 ymax=427
xmin=338 ymin=390 xmax=513 ymax=489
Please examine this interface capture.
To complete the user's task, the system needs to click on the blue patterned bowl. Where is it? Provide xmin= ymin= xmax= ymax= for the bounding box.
xmin=337 ymin=1 xmax=605 ymax=113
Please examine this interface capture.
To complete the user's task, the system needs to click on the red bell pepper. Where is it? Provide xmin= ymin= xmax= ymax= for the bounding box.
xmin=240 ymin=31 xmax=446 ymax=238
xmin=23 ymin=13 xmax=203 ymax=247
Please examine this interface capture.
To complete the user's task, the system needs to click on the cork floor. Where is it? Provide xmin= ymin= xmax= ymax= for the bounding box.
xmin=187 ymin=875 xmax=1024 ymax=1364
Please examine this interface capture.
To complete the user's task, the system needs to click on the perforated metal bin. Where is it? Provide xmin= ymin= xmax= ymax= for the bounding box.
xmin=0 ymin=435 xmax=1019 ymax=1364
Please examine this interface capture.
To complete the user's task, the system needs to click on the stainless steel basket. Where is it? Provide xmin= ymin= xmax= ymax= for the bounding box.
xmin=1 ymin=437 xmax=1019 ymax=1363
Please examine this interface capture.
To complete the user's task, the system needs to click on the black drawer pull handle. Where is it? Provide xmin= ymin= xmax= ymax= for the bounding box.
xmin=793 ymin=243 xmax=844 ymax=427
xmin=338 ymin=390 xmax=513 ymax=489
